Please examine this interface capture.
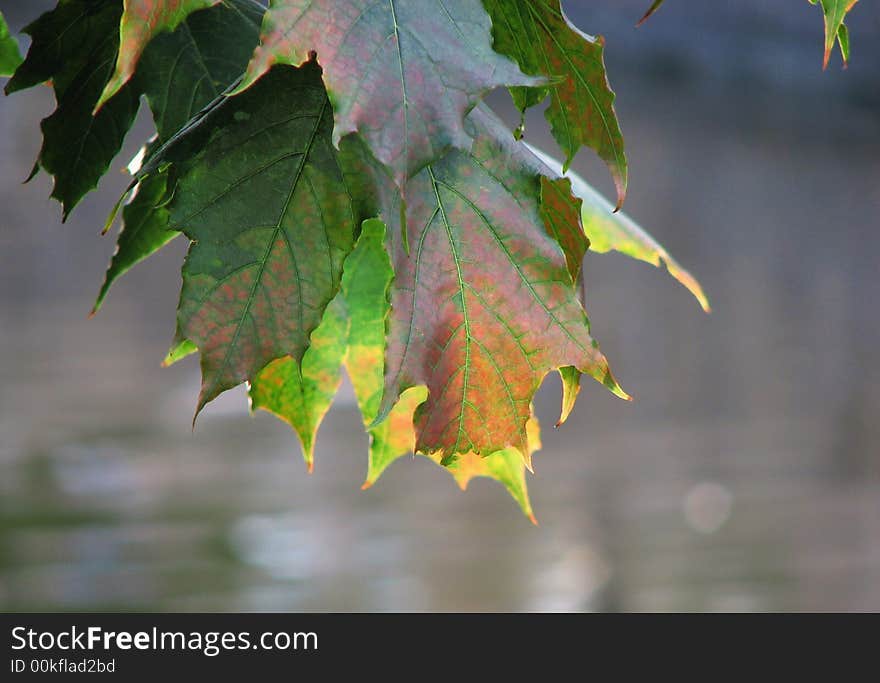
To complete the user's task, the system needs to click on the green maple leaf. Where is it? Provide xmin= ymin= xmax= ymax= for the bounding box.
xmin=94 ymin=0 xmax=264 ymax=313
xmin=5 ymin=0 xmax=140 ymax=219
xmin=95 ymin=0 xmax=222 ymax=110
xmin=234 ymin=0 xmax=539 ymax=187
xmin=371 ymin=105 xmax=629 ymax=462
xmin=808 ymin=0 xmax=859 ymax=68
xmin=482 ymin=0 xmax=627 ymax=208
xmin=250 ymin=220 xmax=537 ymax=519
xmin=142 ymin=63 xmax=357 ymax=415
xmin=0 ymin=11 xmax=23 ymax=77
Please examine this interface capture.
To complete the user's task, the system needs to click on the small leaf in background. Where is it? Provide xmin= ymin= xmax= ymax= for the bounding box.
xmin=528 ymin=144 xmax=710 ymax=313
xmin=808 ymin=0 xmax=859 ymax=68
xmin=5 ymin=0 xmax=140 ymax=219
xmin=94 ymin=0 xmax=264 ymax=312
xmin=236 ymin=0 xmax=539 ymax=186
xmin=636 ymin=0 xmax=666 ymax=27
xmin=152 ymin=63 xmax=356 ymax=415
xmin=95 ymin=0 xmax=221 ymax=110
xmin=378 ymin=106 xmax=628 ymax=463
xmin=483 ymin=0 xmax=627 ymax=208
xmin=0 ymin=11 xmax=23 ymax=77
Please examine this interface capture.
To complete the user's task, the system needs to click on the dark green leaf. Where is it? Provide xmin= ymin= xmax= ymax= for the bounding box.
xmin=151 ymin=63 xmax=357 ymax=415
xmin=94 ymin=0 xmax=265 ymax=312
xmin=93 ymin=169 xmax=177 ymax=314
xmin=6 ymin=0 xmax=139 ymax=219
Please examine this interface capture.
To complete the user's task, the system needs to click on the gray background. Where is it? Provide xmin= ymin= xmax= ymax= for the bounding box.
xmin=1 ymin=0 xmax=878 ymax=610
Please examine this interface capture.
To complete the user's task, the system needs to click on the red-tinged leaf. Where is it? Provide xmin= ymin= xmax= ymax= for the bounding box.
xmin=95 ymin=0 xmax=221 ymax=110
xmin=247 ymin=219 xmax=539 ymax=519
xmin=235 ymin=0 xmax=539 ymax=186
xmin=483 ymin=0 xmax=627 ymax=207
xmin=377 ymin=106 xmax=629 ymax=462
xmin=149 ymin=64 xmax=356 ymax=415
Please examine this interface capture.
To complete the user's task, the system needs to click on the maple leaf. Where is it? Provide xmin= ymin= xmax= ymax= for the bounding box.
xmin=234 ymin=0 xmax=539 ymax=186
xmin=373 ymin=105 xmax=629 ymax=462
xmin=250 ymin=220 xmax=537 ymax=519
xmin=5 ymin=0 xmax=140 ymax=219
xmin=94 ymin=0 xmax=264 ymax=313
xmin=0 ymin=11 xmax=22 ymax=77
xmin=142 ymin=63 xmax=357 ymax=415
xmin=95 ymin=0 xmax=222 ymax=110
xmin=808 ymin=0 xmax=859 ymax=68
xmin=482 ymin=0 xmax=627 ymax=208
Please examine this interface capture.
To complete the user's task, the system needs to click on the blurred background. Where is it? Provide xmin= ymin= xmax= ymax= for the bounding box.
xmin=1 ymin=0 xmax=878 ymax=611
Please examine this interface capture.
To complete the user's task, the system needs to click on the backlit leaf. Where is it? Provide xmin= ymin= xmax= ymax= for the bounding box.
xmin=251 ymin=220 xmax=537 ymax=518
xmin=377 ymin=106 xmax=629 ymax=462
xmin=483 ymin=0 xmax=627 ymax=207
xmin=236 ymin=0 xmax=539 ymax=186
xmin=95 ymin=0 xmax=221 ymax=110
xmin=149 ymin=63 xmax=357 ymax=415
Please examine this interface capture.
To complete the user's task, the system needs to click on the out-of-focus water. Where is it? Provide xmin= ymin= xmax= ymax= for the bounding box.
xmin=0 ymin=1 xmax=878 ymax=611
